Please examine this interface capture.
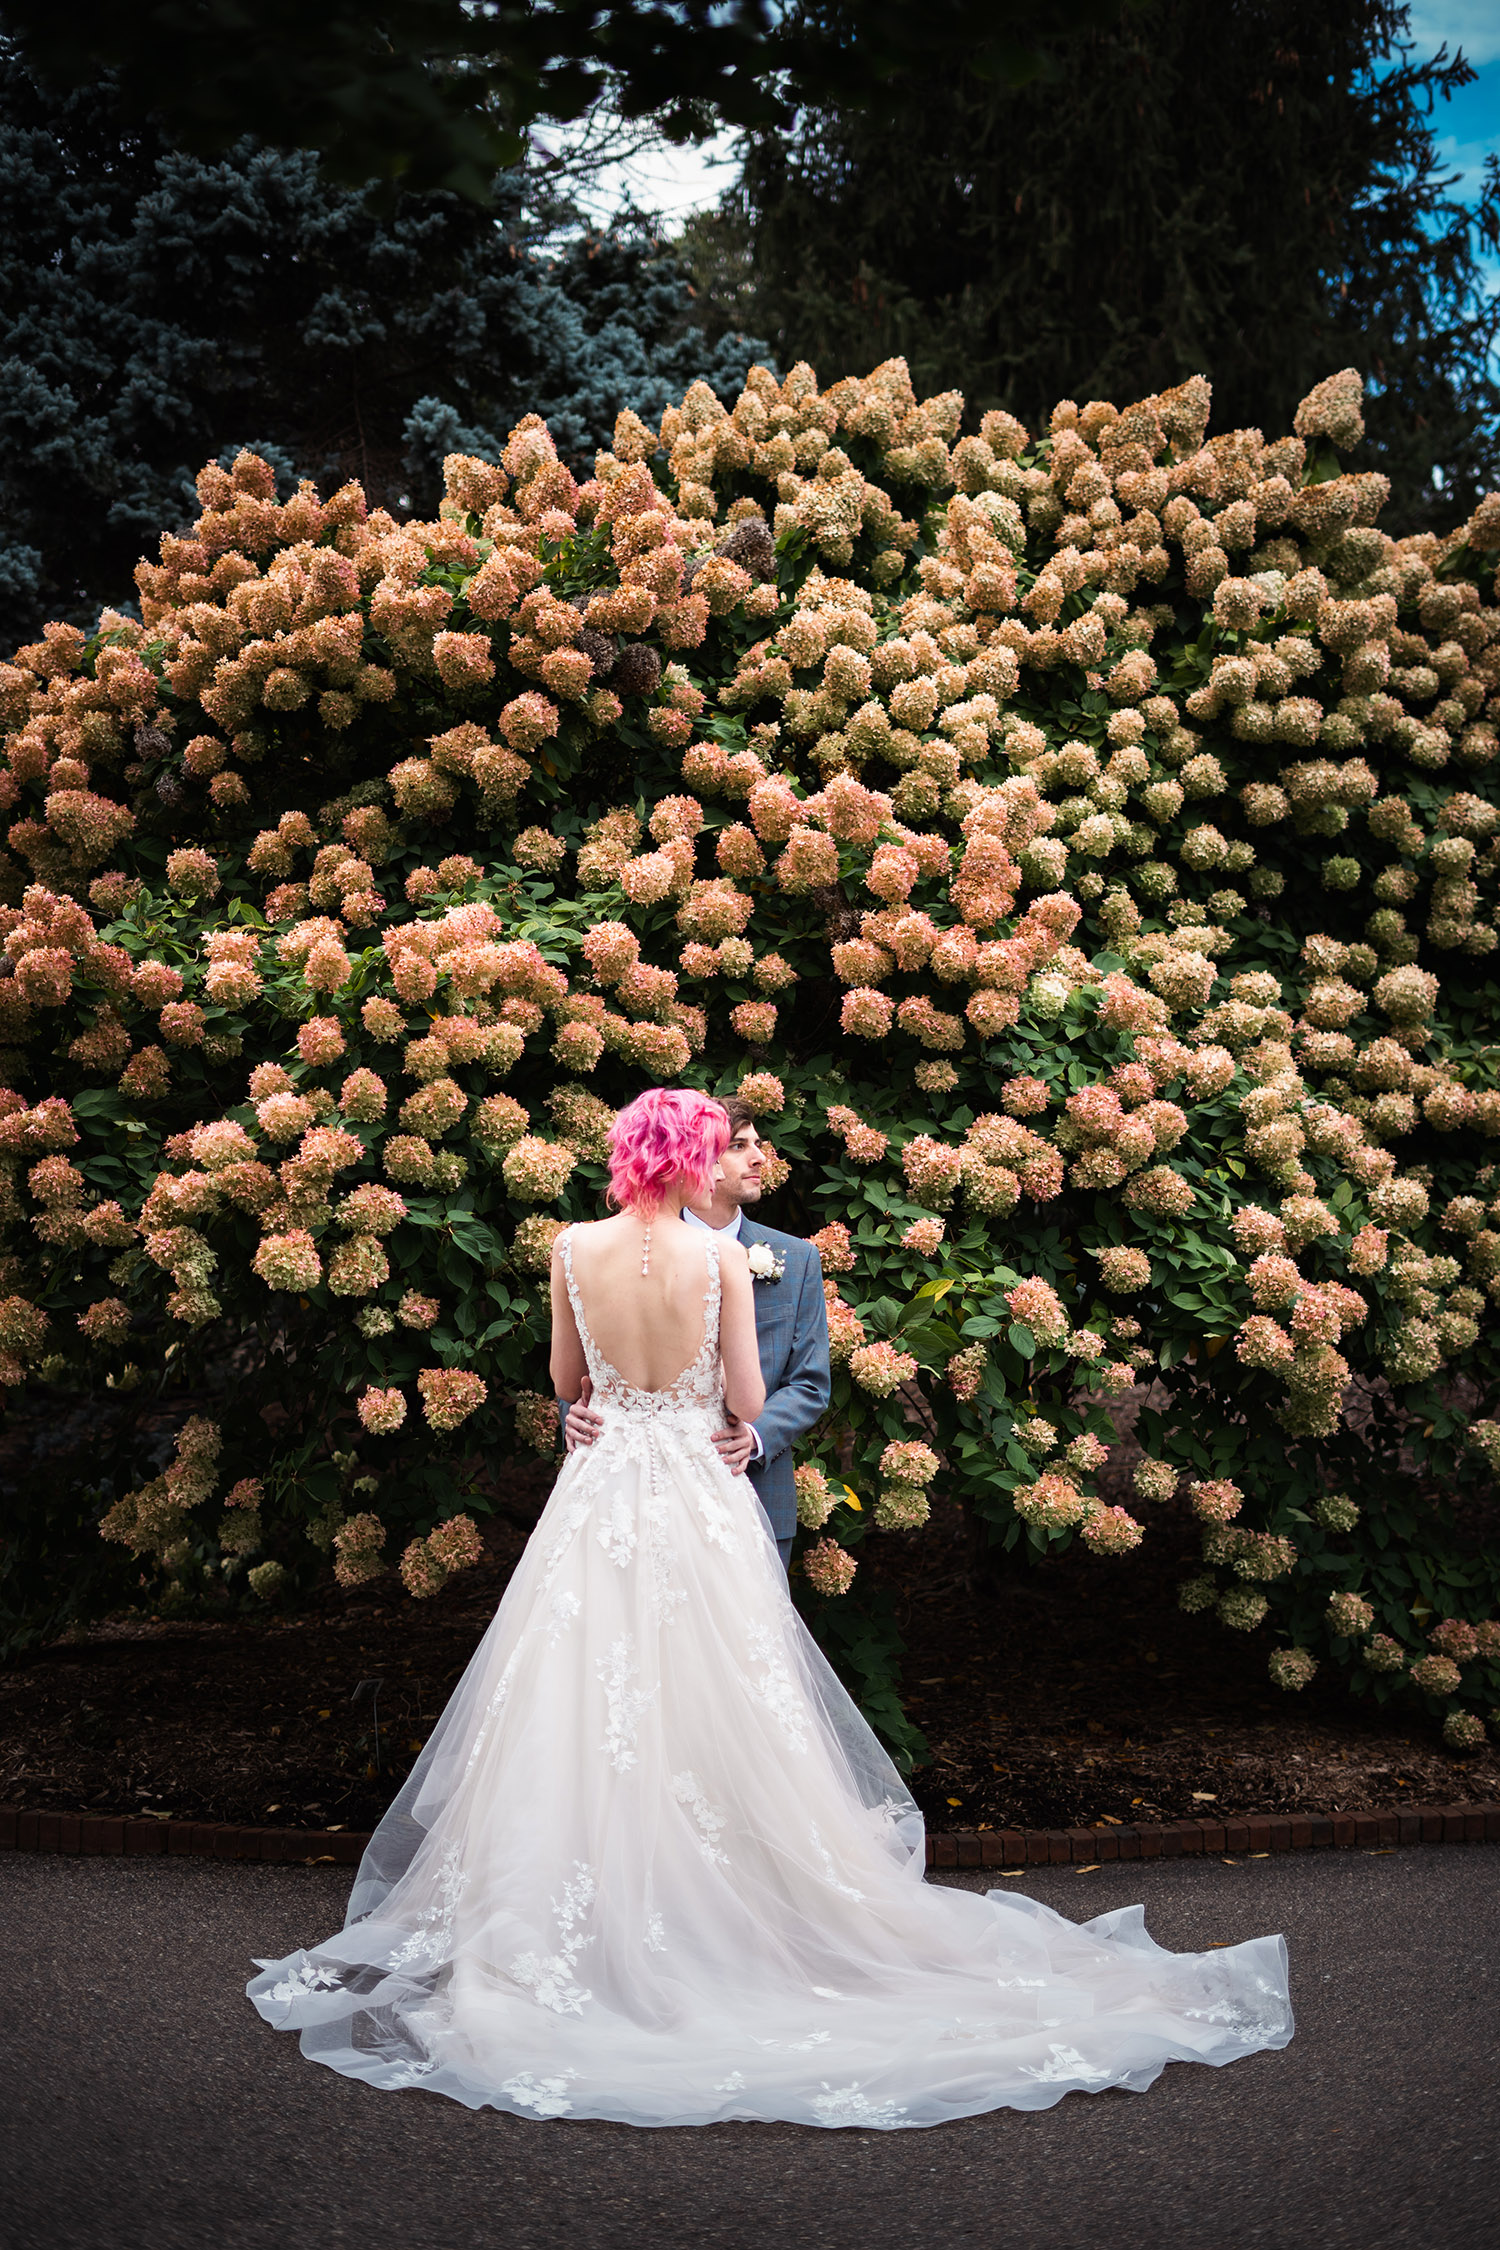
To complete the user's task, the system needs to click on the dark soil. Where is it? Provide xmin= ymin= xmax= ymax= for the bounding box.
xmin=879 ymin=1498 xmax=1500 ymax=1833
xmin=3 ymin=1461 xmax=1495 ymax=1834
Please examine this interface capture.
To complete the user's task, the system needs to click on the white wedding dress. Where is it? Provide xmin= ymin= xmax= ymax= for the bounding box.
xmin=248 ymin=1229 xmax=1292 ymax=2127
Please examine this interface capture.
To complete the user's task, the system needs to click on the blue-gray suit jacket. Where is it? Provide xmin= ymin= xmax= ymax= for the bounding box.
xmin=736 ymin=1216 xmax=831 ymax=1545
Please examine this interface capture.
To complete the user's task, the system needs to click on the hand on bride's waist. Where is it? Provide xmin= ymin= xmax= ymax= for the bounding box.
xmin=562 ymin=1378 xmax=745 ymax=1467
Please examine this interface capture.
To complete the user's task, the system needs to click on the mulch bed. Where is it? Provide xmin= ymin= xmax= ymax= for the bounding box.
xmin=873 ymin=1502 xmax=1499 ymax=1833
xmin=3 ymin=1460 xmax=1494 ymax=1834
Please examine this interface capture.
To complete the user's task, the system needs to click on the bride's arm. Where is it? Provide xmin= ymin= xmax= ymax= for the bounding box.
xmin=549 ymin=1243 xmax=587 ymax=1401
xmin=718 ymin=1241 xmax=766 ymax=1424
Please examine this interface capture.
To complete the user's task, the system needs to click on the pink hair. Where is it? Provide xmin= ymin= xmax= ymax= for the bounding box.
xmin=606 ymin=1088 xmax=729 ymax=1216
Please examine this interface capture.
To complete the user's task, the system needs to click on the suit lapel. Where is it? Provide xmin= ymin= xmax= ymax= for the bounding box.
xmin=736 ymin=1217 xmax=790 ymax=1338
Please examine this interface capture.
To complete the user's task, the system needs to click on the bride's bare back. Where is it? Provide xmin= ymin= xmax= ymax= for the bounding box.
xmin=567 ymin=1215 xmax=714 ymax=1389
xmin=551 ymin=1210 xmax=764 ymax=1419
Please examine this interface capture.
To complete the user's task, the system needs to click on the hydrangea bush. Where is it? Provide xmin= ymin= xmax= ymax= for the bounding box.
xmin=2 ymin=359 xmax=1499 ymax=1760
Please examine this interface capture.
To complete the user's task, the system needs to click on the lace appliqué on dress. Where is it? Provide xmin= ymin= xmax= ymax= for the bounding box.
xmin=1018 ymin=2042 xmax=1115 ymax=2086
xmin=1183 ymin=1969 xmax=1292 ymax=2038
xmin=672 ymin=1770 xmax=730 ymax=1867
xmin=502 ymin=2071 xmax=579 ymax=2117
xmin=544 ymin=1590 xmax=581 ymax=1645
xmin=257 ymin=1952 xmax=343 ymax=2012
xmin=509 ymin=1861 xmax=597 ymax=2016
xmin=462 ymin=1650 xmax=520 ymax=1780
xmin=388 ymin=1840 xmax=468 ymax=1972
xmin=810 ymin=1823 xmax=865 ymax=1902
xmin=811 ymin=2083 xmax=911 ymax=2128
xmin=690 ymin=1471 xmax=740 ymax=1553
xmin=597 ymin=1635 xmax=656 ymax=1773
xmin=596 ymin=1490 xmax=638 ymax=1567
xmin=745 ymin=1625 xmax=810 ymax=1754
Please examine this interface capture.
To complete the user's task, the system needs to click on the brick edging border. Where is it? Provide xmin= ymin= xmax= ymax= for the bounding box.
xmin=0 ymin=1806 xmax=370 ymax=1865
xmin=923 ymin=1803 xmax=1500 ymax=1866
xmin=3 ymin=1801 xmax=1498 ymax=1870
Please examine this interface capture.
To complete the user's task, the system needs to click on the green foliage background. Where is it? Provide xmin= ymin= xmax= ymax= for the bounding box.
xmin=0 ymin=348 xmax=1498 ymax=1765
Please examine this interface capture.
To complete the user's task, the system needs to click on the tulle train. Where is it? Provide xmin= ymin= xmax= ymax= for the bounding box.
xmin=248 ymin=1401 xmax=1292 ymax=2127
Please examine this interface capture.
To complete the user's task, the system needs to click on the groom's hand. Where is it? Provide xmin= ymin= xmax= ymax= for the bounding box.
xmin=713 ymin=1414 xmax=756 ymax=1477
xmin=564 ymin=1376 xmax=602 ymax=1452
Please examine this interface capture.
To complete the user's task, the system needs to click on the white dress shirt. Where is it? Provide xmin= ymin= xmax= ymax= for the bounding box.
xmin=682 ymin=1205 xmax=762 ymax=1458
xmin=682 ymin=1206 xmax=743 ymax=1240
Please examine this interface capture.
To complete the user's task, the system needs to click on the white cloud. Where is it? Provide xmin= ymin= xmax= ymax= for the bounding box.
xmin=1432 ymin=129 xmax=1497 ymax=193
xmin=588 ymin=134 xmax=739 ymax=224
xmin=1406 ymin=4 xmax=1500 ymax=68
xmin=532 ymin=120 xmax=739 ymax=227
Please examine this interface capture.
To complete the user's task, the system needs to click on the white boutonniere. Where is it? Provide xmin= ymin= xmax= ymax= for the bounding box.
xmin=746 ymin=1241 xmax=786 ymax=1284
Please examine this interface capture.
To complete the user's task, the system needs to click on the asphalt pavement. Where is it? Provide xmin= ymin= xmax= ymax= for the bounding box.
xmin=2 ymin=1843 xmax=1496 ymax=2250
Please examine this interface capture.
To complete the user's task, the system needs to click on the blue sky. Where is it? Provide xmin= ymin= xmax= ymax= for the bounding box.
xmin=1409 ymin=3 xmax=1500 ymax=203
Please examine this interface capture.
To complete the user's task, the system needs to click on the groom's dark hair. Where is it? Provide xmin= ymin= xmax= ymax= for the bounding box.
xmin=717 ymin=1095 xmax=757 ymax=1136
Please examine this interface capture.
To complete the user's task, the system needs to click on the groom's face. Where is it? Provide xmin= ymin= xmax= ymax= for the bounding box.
xmin=718 ymin=1121 xmax=765 ymax=1206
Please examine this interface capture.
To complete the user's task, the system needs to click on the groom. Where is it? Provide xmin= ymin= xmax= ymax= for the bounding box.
xmin=563 ymin=1095 xmax=830 ymax=1570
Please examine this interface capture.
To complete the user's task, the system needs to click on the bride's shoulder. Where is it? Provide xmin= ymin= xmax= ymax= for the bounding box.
xmin=554 ymin=1216 xmax=611 ymax=1251
xmin=713 ymin=1231 xmax=751 ymax=1275
xmin=551 ymin=1218 xmax=592 ymax=1253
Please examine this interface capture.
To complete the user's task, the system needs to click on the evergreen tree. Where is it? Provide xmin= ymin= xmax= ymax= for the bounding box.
xmin=0 ymin=44 xmax=767 ymax=642
xmin=702 ymin=0 xmax=1500 ymax=529
xmin=1 ymin=0 xmax=1116 ymax=200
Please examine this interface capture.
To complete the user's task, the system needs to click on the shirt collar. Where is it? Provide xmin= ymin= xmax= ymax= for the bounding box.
xmin=682 ymin=1205 xmax=743 ymax=1239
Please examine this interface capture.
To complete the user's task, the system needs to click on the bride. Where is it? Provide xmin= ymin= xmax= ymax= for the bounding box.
xmin=248 ymin=1087 xmax=1292 ymax=2127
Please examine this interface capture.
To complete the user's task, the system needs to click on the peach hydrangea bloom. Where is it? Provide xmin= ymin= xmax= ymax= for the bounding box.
xmin=1408 ymin=1653 xmax=1462 ymax=1696
xmin=1133 ymin=1459 xmax=1179 ymax=1503
xmin=1080 ymin=1504 xmax=1144 ymax=1555
xmin=358 ymin=1386 xmax=407 ymax=1435
xmin=794 ymin=1463 xmax=836 ymax=1530
xmin=730 ymin=1001 xmax=778 ymax=1044
xmin=1268 ymin=1647 xmax=1319 ymax=1690
xmin=428 ymin=1512 xmax=485 ymax=1573
xmin=810 ymin=1222 xmax=855 ymax=1273
xmin=252 ymin=1230 xmax=321 ymax=1292
xmin=1000 ymin=1074 xmax=1049 ymax=1116
xmin=334 ymin=1513 xmax=387 ymax=1587
xmin=1004 ymin=1277 xmax=1069 ymax=1346
xmin=297 ymin=1017 xmax=346 ymax=1067
xmin=399 ymin=1537 xmax=448 ymax=1599
xmin=1013 ymin=1473 xmax=1086 ymax=1531
xmin=1189 ymin=1478 xmax=1244 ymax=1525
xmin=801 ymin=1538 xmax=857 ymax=1596
xmin=328 ymin=1236 xmax=389 ymax=1296
xmin=737 ymin=1071 xmax=784 ymax=1115
xmin=1327 ymin=1591 xmax=1375 ymax=1637
xmin=880 ymin=1439 xmax=939 ymax=1486
xmin=511 ymin=1390 xmax=558 ymax=1453
xmin=417 ymin=1366 xmax=487 ymax=1431
xmin=1094 ymin=1246 xmax=1151 ymax=1292
xmin=848 ymin=1340 xmax=917 ymax=1395
xmin=841 ymin=987 xmax=894 ymax=1039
